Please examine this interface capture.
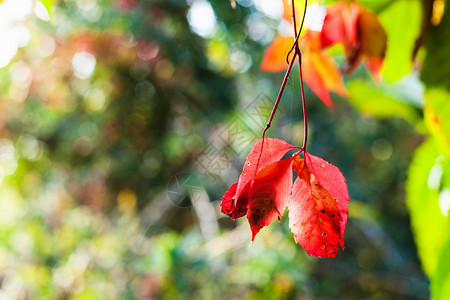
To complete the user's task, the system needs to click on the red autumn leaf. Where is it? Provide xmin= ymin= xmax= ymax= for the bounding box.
xmin=221 ymin=138 xmax=297 ymax=219
xmin=320 ymin=2 xmax=359 ymax=50
xmin=247 ymin=156 xmax=295 ymax=240
xmin=289 ymin=156 xmax=341 ymax=257
xmin=221 ymin=140 xmax=350 ymax=256
xmin=260 ymin=36 xmax=293 ymax=73
xmin=321 ymin=2 xmax=387 ymax=83
xmin=221 ymin=182 xmax=244 ymax=219
xmin=303 ymin=152 xmax=350 ymax=244
xmin=288 ymin=153 xmax=349 ymax=257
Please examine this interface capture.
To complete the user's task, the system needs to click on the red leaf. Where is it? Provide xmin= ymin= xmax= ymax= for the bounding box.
xmin=220 ymin=143 xmax=351 ymax=257
xmin=221 ymin=183 xmax=247 ymax=219
xmin=320 ymin=2 xmax=360 ymax=50
xmin=321 ymin=2 xmax=387 ymax=82
xmin=234 ymin=138 xmax=297 ymax=205
xmin=247 ymin=156 xmax=295 ymax=240
xmin=260 ymin=36 xmax=293 ymax=73
xmin=221 ymin=138 xmax=297 ymax=219
xmin=288 ymin=154 xmax=347 ymax=257
xmin=304 ymin=152 xmax=350 ymax=245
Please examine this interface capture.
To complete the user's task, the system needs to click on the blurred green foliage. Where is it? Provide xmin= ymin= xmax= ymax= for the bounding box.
xmin=0 ymin=0 xmax=448 ymax=299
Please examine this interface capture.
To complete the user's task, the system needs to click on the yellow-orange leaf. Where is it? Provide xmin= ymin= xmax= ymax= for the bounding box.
xmin=302 ymin=33 xmax=347 ymax=107
xmin=282 ymin=0 xmax=307 ymax=24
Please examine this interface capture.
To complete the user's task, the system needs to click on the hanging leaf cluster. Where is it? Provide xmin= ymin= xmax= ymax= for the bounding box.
xmin=221 ymin=139 xmax=350 ymax=258
xmin=222 ymin=0 xmax=352 ymax=258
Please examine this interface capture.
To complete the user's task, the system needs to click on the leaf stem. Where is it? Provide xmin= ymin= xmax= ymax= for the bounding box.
xmin=290 ymin=0 xmax=308 ymax=150
xmin=299 ymin=53 xmax=308 ymax=149
xmin=254 ymin=49 xmax=299 ymax=174
xmin=261 ymin=49 xmax=298 ymax=140
xmin=256 ymin=0 xmax=308 ymax=172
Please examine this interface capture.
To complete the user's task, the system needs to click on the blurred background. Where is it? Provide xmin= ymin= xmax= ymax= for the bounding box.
xmin=0 ymin=0 xmax=449 ymax=299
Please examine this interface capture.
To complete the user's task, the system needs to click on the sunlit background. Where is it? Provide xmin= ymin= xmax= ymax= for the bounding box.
xmin=0 ymin=0 xmax=449 ymax=299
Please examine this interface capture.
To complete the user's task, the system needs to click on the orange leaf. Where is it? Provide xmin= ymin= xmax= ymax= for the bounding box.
xmin=346 ymin=9 xmax=387 ymax=83
xmin=302 ymin=32 xmax=347 ymax=107
xmin=260 ymin=36 xmax=293 ymax=72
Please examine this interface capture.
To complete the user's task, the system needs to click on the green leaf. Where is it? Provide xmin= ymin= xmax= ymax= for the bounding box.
xmin=38 ymin=0 xmax=54 ymax=18
xmin=406 ymin=139 xmax=450 ymax=277
xmin=379 ymin=0 xmax=421 ymax=82
xmin=432 ymin=232 xmax=450 ymax=300
xmin=425 ymin=89 xmax=450 ymax=157
xmin=347 ymin=80 xmax=422 ymax=126
xmin=421 ymin=0 xmax=450 ymax=88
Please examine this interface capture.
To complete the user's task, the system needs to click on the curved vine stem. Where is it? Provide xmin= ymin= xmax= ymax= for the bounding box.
xmin=290 ymin=0 xmax=308 ymax=150
xmin=254 ymin=0 xmax=308 ymax=173
xmin=286 ymin=0 xmax=308 ymax=64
